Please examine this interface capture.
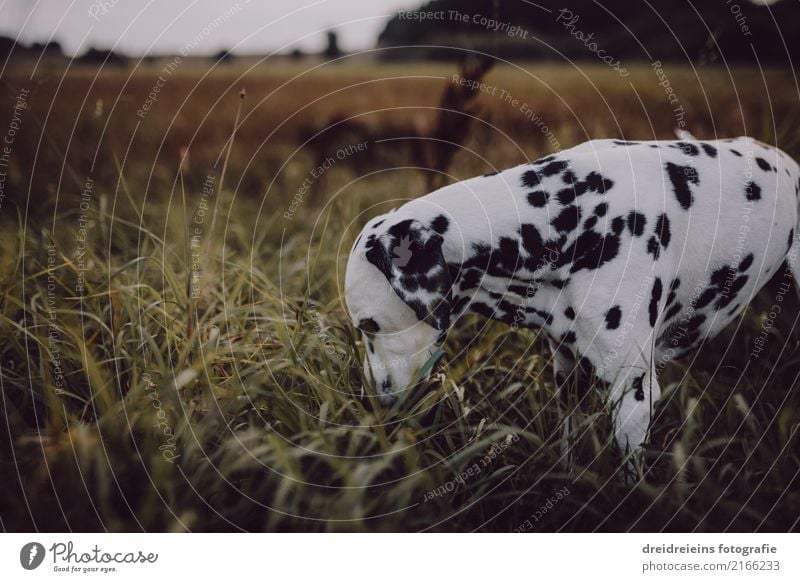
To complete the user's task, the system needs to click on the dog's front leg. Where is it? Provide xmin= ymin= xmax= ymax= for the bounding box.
xmin=548 ymin=339 xmax=576 ymax=470
xmin=609 ymin=365 xmax=661 ymax=482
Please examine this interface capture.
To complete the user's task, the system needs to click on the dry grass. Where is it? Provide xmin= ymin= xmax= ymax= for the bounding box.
xmin=0 ymin=58 xmax=798 ymax=531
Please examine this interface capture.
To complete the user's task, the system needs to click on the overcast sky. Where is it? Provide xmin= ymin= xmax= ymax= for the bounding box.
xmin=0 ymin=0 xmax=783 ymax=57
xmin=0 ymin=0 xmax=423 ymax=56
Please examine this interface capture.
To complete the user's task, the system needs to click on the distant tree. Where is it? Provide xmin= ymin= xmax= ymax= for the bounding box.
xmin=324 ymin=31 xmax=341 ymax=58
xmin=0 ymin=36 xmax=18 ymax=57
xmin=289 ymin=48 xmax=305 ymax=60
xmin=31 ymin=41 xmax=63 ymax=56
xmin=78 ymin=47 xmax=127 ymax=67
xmin=214 ymin=49 xmax=234 ymax=63
xmin=376 ymin=0 xmax=800 ymax=64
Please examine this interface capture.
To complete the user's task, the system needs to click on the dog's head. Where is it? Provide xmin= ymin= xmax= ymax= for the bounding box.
xmin=345 ymin=213 xmax=452 ymax=404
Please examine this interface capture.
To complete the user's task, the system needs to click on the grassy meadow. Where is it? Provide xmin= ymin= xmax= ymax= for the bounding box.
xmin=0 ymin=56 xmax=799 ymax=531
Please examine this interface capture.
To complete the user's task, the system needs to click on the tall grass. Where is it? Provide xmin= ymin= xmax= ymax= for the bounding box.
xmin=0 ymin=60 xmax=798 ymax=531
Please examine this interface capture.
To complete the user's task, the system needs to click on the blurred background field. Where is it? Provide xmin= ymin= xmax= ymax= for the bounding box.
xmin=1 ymin=0 xmax=799 ymax=532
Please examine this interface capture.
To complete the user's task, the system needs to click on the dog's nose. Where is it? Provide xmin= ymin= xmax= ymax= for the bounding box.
xmin=378 ymin=393 xmax=398 ymax=406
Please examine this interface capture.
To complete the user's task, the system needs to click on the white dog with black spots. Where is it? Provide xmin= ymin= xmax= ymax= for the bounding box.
xmin=345 ymin=136 xmax=800 ymax=467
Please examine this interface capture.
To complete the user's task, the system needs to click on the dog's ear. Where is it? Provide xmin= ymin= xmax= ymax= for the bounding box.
xmin=365 ymin=218 xmax=452 ymax=330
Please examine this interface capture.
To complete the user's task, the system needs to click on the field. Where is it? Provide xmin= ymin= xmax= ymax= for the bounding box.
xmin=0 ymin=57 xmax=799 ymax=531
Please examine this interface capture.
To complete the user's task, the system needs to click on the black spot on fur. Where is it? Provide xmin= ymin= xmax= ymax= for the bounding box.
xmin=541 ymin=160 xmax=569 ymax=177
xmin=594 ymin=202 xmax=608 ymax=216
xmin=557 ymin=187 xmax=577 ymax=205
xmin=552 ymin=205 xmax=582 ymax=232
xmin=649 ymin=277 xmax=663 ymax=327
xmin=710 ymin=265 xmax=734 ymax=288
xmin=471 ymin=302 xmax=496 ymax=319
xmin=561 ymin=330 xmax=576 ymax=344
xmin=745 ymin=181 xmax=761 ymax=201
xmin=564 ymin=306 xmax=576 ymax=320
xmin=655 ymin=213 xmax=671 ymax=247
xmin=520 ymin=224 xmax=546 ymax=261
xmin=755 ymin=157 xmax=774 ymax=172
xmin=583 ymin=215 xmax=598 ymax=231
xmin=626 ymin=211 xmax=646 ymax=236
xmin=701 ymin=143 xmax=718 ymax=157
xmin=359 ymin=318 xmax=380 ymax=333
xmin=688 ymin=314 xmax=706 ymax=330
xmin=695 ymin=288 xmax=716 ymax=309
xmin=665 ymin=162 xmax=699 ymax=209
xmin=527 ymin=190 xmax=549 ymax=207
xmin=452 ymin=296 xmax=470 ymax=315
xmin=738 ymin=253 xmax=754 ymax=272
xmin=664 ymin=301 xmax=682 ymax=321
xmin=431 ymin=214 xmax=450 ymax=234
xmin=521 ymin=170 xmax=542 ymax=188
xmin=673 ymin=142 xmax=700 ymax=156
xmin=585 ymin=171 xmax=614 ymax=194
xmin=647 ymin=213 xmax=671 ymax=260
xmin=497 ymin=236 xmax=522 ymax=273
xmin=605 ymin=306 xmax=622 ymax=329
xmin=460 ymin=269 xmax=483 ymax=291
xmin=633 ymin=374 xmax=645 ymax=401
xmin=611 ymin=216 xmax=625 ymax=235
xmin=730 ymin=149 xmax=742 ymax=157
xmin=483 ymin=170 xmax=500 ymax=177
xmin=566 ymin=229 xmax=621 ymax=274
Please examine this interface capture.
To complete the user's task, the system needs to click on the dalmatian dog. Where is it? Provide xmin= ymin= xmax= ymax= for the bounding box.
xmin=344 ymin=136 xmax=800 ymax=461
